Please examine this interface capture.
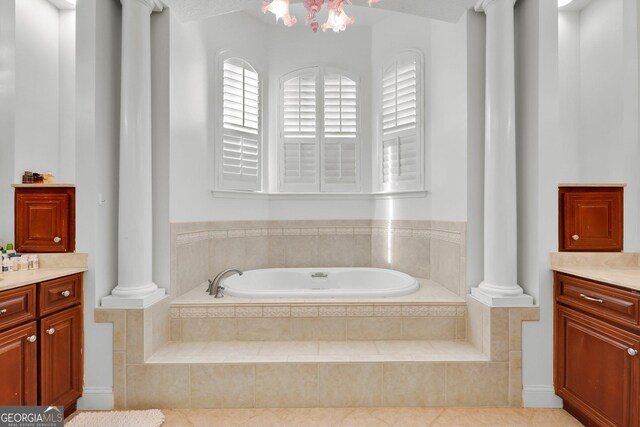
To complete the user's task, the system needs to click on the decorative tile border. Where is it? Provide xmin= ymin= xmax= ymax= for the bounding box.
xmin=175 ymin=225 xmax=462 ymax=246
xmin=171 ymin=304 xmax=466 ymax=319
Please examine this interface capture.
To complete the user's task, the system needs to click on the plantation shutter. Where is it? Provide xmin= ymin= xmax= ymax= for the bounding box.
xmin=220 ymin=58 xmax=261 ymax=191
xmin=323 ymin=73 xmax=359 ymax=192
xmin=381 ymin=53 xmax=422 ymax=192
xmin=281 ymin=68 xmax=319 ymax=192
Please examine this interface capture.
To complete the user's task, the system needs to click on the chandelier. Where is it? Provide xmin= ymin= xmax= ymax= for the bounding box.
xmin=262 ymin=0 xmax=381 ymax=33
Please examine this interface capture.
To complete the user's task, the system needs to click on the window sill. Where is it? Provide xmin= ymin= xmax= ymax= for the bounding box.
xmin=211 ymin=190 xmax=428 ymax=201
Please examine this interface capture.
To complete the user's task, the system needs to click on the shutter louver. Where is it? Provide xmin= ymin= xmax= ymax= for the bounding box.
xmin=323 ymin=73 xmax=358 ymax=190
xmin=282 ymin=71 xmax=319 ymax=191
xmin=381 ymin=53 xmax=422 ymax=192
xmin=220 ymin=58 xmax=261 ymax=191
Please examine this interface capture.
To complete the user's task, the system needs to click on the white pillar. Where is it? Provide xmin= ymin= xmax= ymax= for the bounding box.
xmin=102 ymin=0 xmax=165 ymax=308
xmin=471 ymin=0 xmax=533 ymax=307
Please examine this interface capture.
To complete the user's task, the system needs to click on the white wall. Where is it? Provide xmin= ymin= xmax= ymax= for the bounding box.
xmin=75 ymin=0 xmax=121 ymax=409
xmin=15 ymin=0 xmax=60 ymax=180
xmin=58 ymin=9 xmax=76 ymax=183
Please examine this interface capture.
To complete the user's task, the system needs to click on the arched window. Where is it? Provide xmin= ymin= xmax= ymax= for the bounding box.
xmin=219 ymin=57 xmax=261 ymax=191
xmin=381 ymin=51 xmax=423 ymax=192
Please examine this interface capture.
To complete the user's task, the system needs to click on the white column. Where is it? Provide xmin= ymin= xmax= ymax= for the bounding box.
xmin=102 ymin=0 xmax=165 ymax=308
xmin=471 ymin=0 xmax=533 ymax=307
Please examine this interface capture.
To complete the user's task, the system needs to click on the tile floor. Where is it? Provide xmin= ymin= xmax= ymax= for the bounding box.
xmin=161 ymin=407 xmax=582 ymax=426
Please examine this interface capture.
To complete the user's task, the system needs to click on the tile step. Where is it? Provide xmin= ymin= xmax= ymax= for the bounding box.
xmin=146 ymin=340 xmax=488 ymax=364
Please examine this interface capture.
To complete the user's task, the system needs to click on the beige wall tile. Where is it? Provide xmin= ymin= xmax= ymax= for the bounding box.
xmin=371 ymin=233 xmax=393 ymax=269
xmin=113 ymin=352 xmax=126 ymax=409
xmin=126 ymin=310 xmax=145 ymax=364
xmin=95 ymin=309 xmax=126 ymax=353
xmin=267 ymin=236 xmax=287 ymax=268
xmin=151 ymin=297 xmax=171 ymax=354
xmin=456 ymin=317 xmax=467 ymax=340
xmin=382 ymin=363 xmax=445 ymax=407
xmin=236 ymin=318 xmax=292 ymax=341
xmin=191 ymin=365 xmax=255 ymax=408
xmin=347 ymin=317 xmax=402 ymax=340
xmin=466 ymin=297 xmax=484 ymax=352
xmin=290 ymin=318 xmax=347 ymax=341
xmin=445 ymin=362 xmax=509 ymax=407
xmin=244 ymin=236 xmax=270 ymax=270
xmin=284 ymin=236 xmax=319 ymax=268
xmin=179 ymin=318 xmax=238 ymax=341
xmin=170 ymin=319 xmax=182 ymax=341
xmin=319 ymin=363 xmax=382 ymax=407
xmin=394 ymin=236 xmax=430 ymax=278
xmin=490 ymin=308 xmax=509 ymax=362
xmin=177 ymin=239 xmax=210 ymax=297
xmin=401 ymin=317 xmax=457 ymax=340
xmin=318 ymin=236 xmax=354 ymax=267
xmin=431 ymin=239 xmax=461 ymax=295
xmin=210 ymin=238 xmax=246 ymax=277
xmin=509 ymin=308 xmax=540 ymax=351
xmin=126 ymin=364 xmax=190 ymax=409
xmin=509 ymin=351 xmax=523 ymax=408
xmin=255 ymin=364 xmax=318 ymax=408
xmin=353 ymin=235 xmax=372 ymax=267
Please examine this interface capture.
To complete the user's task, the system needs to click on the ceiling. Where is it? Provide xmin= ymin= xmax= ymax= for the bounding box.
xmin=559 ymin=0 xmax=594 ymax=12
xmin=245 ymin=3 xmax=394 ymax=28
xmin=163 ymin=0 xmax=479 ymax=24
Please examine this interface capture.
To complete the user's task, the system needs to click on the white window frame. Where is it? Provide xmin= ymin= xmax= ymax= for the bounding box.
xmin=278 ymin=66 xmax=361 ymax=193
xmin=216 ymin=52 xmax=263 ymax=192
xmin=379 ymin=50 xmax=425 ymax=193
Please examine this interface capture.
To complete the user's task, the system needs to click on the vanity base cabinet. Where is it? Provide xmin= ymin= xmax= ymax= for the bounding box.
xmin=0 ymin=322 xmax=38 ymax=406
xmin=40 ymin=305 xmax=83 ymax=417
xmin=555 ymin=306 xmax=640 ymax=426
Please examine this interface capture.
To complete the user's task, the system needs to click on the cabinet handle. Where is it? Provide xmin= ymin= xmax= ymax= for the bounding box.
xmin=629 ymin=348 xmax=638 ymax=357
xmin=46 ymin=328 xmax=55 ymax=335
xmin=27 ymin=335 xmax=36 ymax=343
xmin=61 ymin=290 xmax=71 ymax=297
xmin=572 ymin=234 xmax=580 ymax=241
xmin=579 ymin=293 xmax=604 ymax=304
xmin=53 ymin=236 xmax=62 ymax=243
xmin=0 ymin=309 xmax=7 ymax=315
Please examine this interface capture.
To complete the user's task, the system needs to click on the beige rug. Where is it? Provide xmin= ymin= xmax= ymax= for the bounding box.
xmin=66 ymin=409 xmax=164 ymax=427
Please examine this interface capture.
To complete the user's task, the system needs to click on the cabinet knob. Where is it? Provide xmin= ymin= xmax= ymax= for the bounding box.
xmin=46 ymin=328 xmax=55 ymax=335
xmin=628 ymin=348 xmax=638 ymax=357
xmin=61 ymin=290 xmax=71 ymax=297
xmin=0 ymin=308 xmax=7 ymax=315
xmin=572 ymin=234 xmax=580 ymax=241
xmin=53 ymin=236 xmax=62 ymax=243
xmin=27 ymin=335 xmax=37 ymax=343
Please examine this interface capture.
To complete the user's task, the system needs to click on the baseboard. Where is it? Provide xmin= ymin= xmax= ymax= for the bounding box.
xmin=77 ymin=387 xmax=114 ymax=410
xmin=523 ymin=385 xmax=563 ymax=408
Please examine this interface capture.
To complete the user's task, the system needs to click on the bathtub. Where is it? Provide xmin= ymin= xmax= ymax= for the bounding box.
xmin=222 ymin=268 xmax=419 ymax=298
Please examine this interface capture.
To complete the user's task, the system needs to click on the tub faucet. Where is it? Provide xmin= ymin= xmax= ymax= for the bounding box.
xmin=206 ymin=268 xmax=243 ymax=298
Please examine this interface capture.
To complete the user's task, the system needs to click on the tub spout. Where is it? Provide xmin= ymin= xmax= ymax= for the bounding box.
xmin=207 ymin=268 xmax=243 ymax=298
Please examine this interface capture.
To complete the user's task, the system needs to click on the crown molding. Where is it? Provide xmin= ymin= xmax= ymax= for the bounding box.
xmin=474 ymin=0 xmax=517 ymax=13
xmin=122 ymin=0 xmax=164 ymax=12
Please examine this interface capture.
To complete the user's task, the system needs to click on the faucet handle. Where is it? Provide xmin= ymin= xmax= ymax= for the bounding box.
xmin=206 ymin=279 xmax=214 ymax=293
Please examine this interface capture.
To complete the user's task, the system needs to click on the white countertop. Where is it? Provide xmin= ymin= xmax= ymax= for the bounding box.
xmin=0 ymin=268 xmax=88 ymax=292
xmin=550 ymin=252 xmax=640 ymax=292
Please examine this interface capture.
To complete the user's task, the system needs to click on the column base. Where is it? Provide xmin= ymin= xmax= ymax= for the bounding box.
xmin=101 ymin=288 xmax=166 ymax=308
xmin=471 ymin=286 xmax=534 ymax=307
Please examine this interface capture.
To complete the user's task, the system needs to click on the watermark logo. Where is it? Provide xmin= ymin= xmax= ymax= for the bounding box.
xmin=0 ymin=406 xmax=64 ymax=427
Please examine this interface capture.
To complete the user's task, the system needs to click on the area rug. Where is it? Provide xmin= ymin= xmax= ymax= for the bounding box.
xmin=66 ymin=409 xmax=165 ymax=427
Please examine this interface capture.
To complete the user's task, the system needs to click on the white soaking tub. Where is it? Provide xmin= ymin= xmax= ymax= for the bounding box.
xmin=222 ymin=268 xmax=419 ymax=298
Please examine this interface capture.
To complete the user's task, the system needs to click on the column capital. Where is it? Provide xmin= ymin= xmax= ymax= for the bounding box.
xmin=474 ymin=0 xmax=517 ymax=13
xmin=121 ymin=0 xmax=164 ymax=13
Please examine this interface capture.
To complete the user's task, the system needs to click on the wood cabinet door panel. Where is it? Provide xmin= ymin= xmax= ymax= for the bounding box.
xmin=562 ymin=190 xmax=623 ymax=251
xmin=39 ymin=306 xmax=83 ymax=408
xmin=0 ymin=322 xmax=38 ymax=406
xmin=15 ymin=188 xmax=75 ymax=253
xmin=0 ymin=285 xmax=36 ymax=332
xmin=38 ymin=274 xmax=83 ymax=317
xmin=555 ymin=306 xmax=640 ymax=426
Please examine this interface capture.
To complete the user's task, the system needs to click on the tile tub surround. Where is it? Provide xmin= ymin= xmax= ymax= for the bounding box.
xmin=171 ymin=220 xmax=466 ymax=297
xmin=94 ymin=296 xmax=539 ymax=410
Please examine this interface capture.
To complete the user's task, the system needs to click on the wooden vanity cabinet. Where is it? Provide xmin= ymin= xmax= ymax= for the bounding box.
xmin=0 ymin=274 xmax=83 ymax=416
xmin=554 ymin=272 xmax=640 ymax=426
xmin=14 ymin=186 xmax=76 ymax=253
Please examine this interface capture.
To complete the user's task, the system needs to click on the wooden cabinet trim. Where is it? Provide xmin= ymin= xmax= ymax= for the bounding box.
xmin=0 ymin=285 xmax=37 ymax=332
xmin=38 ymin=274 xmax=83 ymax=317
xmin=0 ymin=322 xmax=38 ymax=406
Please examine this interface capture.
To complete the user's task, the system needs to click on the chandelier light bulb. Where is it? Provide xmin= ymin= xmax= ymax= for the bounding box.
xmin=322 ymin=0 xmax=356 ymax=33
xmin=262 ymin=0 xmax=297 ymax=27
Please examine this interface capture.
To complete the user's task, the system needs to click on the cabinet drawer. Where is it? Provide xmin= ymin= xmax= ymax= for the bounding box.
xmin=0 ymin=285 xmax=36 ymax=332
xmin=556 ymin=273 xmax=640 ymax=327
xmin=38 ymin=274 xmax=82 ymax=317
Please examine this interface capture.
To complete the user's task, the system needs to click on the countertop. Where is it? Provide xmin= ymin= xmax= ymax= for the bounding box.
xmin=0 ymin=267 xmax=88 ymax=292
xmin=550 ymin=252 xmax=640 ymax=292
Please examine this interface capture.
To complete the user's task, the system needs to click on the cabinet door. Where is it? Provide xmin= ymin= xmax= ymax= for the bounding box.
xmin=0 ymin=322 xmax=38 ymax=406
xmin=39 ymin=306 xmax=83 ymax=409
xmin=555 ymin=306 xmax=640 ymax=426
xmin=561 ymin=190 xmax=623 ymax=252
xmin=15 ymin=188 xmax=75 ymax=253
